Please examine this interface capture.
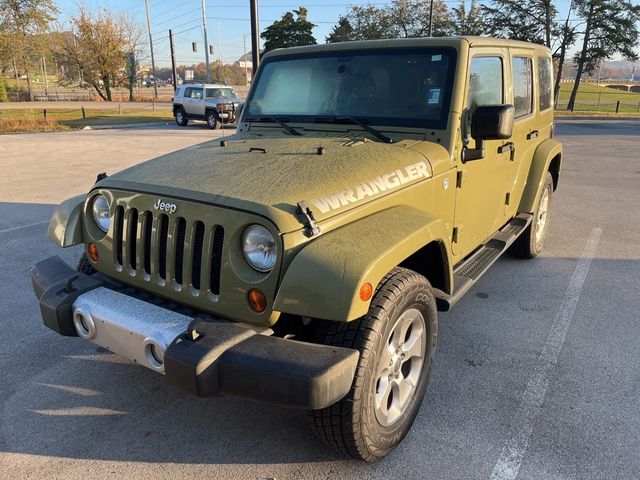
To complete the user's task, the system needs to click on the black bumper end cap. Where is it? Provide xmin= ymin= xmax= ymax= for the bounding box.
xmin=31 ymin=256 xmax=104 ymax=336
xmin=165 ymin=320 xmax=359 ymax=410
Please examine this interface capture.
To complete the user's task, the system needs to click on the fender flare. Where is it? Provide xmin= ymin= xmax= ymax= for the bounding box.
xmin=518 ymin=139 xmax=562 ymax=213
xmin=48 ymin=194 xmax=86 ymax=247
xmin=273 ymin=205 xmax=451 ymax=322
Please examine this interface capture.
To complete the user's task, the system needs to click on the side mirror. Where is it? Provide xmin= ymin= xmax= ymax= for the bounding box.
xmin=464 ymin=104 xmax=514 ymax=162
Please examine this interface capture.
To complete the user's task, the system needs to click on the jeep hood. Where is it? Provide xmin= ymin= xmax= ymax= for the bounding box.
xmin=97 ymin=134 xmax=440 ymax=233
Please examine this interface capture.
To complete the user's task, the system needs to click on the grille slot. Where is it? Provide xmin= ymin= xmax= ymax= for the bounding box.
xmin=210 ymin=226 xmax=224 ymax=295
xmin=158 ymin=214 xmax=169 ymax=280
xmin=191 ymin=222 xmax=205 ymax=290
xmin=114 ymin=206 xmax=124 ymax=266
xmin=174 ymin=218 xmax=186 ymax=285
xmin=143 ymin=211 xmax=153 ymax=275
xmin=128 ymin=208 xmax=139 ymax=271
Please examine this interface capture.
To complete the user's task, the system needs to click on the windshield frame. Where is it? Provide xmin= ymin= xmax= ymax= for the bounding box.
xmin=245 ymin=47 xmax=458 ymax=131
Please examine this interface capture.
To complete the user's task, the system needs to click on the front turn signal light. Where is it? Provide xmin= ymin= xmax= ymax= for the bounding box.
xmin=248 ymin=288 xmax=267 ymax=313
xmin=88 ymin=243 xmax=99 ymax=262
xmin=359 ymin=282 xmax=373 ymax=302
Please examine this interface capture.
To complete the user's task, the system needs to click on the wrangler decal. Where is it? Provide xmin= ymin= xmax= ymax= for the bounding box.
xmin=310 ymin=161 xmax=431 ymax=214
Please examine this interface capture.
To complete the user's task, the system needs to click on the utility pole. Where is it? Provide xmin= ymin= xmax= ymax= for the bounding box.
xmin=250 ymin=0 xmax=260 ymax=74
xmin=42 ymin=54 xmax=49 ymax=98
xmin=243 ymin=34 xmax=249 ymax=85
xmin=169 ymin=30 xmax=178 ymax=91
xmin=428 ymin=0 xmax=434 ymax=37
xmin=145 ymin=0 xmax=158 ymax=99
xmin=202 ymin=0 xmax=211 ymax=83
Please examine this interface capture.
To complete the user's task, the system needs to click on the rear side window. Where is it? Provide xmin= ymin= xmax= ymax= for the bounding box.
xmin=190 ymin=88 xmax=203 ymax=99
xmin=538 ymin=57 xmax=552 ymax=111
xmin=468 ymin=56 xmax=503 ymax=108
xmin=512 ymin=57 xmax=533 ymax=117
xmin=183 ymin=87 xmax=192 ymax=98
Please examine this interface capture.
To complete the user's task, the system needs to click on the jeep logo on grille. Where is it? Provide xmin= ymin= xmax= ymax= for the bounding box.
xmin=154 ymin=198 xmax=177 ymax=214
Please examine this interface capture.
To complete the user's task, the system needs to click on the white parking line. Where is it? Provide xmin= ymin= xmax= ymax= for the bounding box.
xmin=490 ymin=227 xmax=602 ymax=480
xmin=0 ymin=220 xmax=49 ymax=234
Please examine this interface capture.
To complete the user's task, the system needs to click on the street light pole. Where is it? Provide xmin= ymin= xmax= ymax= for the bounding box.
xmin=144 ymin=0 xmax=158 ymax=99
xmin=250 ymin=0 xmax=260 ymax=75
xmin=428 ymin=0 xmax=434 ymax=37
xmin=202 ymin=0 xmax=211 ymax=83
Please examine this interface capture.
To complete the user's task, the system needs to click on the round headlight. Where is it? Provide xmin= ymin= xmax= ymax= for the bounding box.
xmin=92 ymin=194 xmax=111 ymax=233
xmin=242 ymin=225 xmax=276 ymax=272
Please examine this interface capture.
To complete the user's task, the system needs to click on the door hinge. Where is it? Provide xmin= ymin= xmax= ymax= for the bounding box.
xmin=505 ymin=192 xmax=511 ymax=205
xmin=456 ymin=171 xmax=463 ymax=188
xmin=452 ymin=227 xmax=459 ymax=243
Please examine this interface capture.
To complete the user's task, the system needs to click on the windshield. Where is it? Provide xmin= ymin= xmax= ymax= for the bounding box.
xmin=206 ymin=88 xmax=236 ymax=99
xmin=246 ymin=48 xmax=456 ymax=129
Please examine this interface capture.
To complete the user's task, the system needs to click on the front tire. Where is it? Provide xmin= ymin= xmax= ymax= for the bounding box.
xmin=206 ymin=110 xmax=222 ymax=130
xmin=175 ymin=108 xmax=188 ymax=126
xmin=311 ymin=267 xmax=438 ymax=462
xmin=511 ymin=171 xmax=553 ymax=259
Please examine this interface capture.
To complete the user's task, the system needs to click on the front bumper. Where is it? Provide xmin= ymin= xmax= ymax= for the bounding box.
xmin=31 ymin=256 xmax=359 ymax=409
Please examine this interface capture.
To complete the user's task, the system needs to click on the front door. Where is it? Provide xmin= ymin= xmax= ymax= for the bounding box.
xmin=452 ymin=49 xmax=510 ymax=257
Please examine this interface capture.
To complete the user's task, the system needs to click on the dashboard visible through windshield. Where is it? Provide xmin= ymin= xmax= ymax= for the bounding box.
xmin=245 ymin=48 xmax=456 ymax=130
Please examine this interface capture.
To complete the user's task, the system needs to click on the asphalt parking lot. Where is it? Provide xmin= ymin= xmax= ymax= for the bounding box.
xmin=1 ymin=119 xmax=639 ymax=480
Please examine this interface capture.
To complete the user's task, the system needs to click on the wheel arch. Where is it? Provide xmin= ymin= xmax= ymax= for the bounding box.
xmin=273 ymin=206 xmax=453 ymax=322
xmin=518 ymin=139 xmax=563 ymax=213
xmin=398 ymin=240 xmax=451 ymax=295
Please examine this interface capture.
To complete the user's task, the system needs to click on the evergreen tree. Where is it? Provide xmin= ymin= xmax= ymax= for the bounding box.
xmin=567 ymin=0 xmax=640 ymax=110
xmin=261 ymin=7 xmax=316 ymax=53
xmin=450 ymin=0 xmax=487 ymax=36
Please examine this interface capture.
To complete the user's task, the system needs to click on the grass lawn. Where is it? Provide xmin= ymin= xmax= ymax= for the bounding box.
xmin=0 ymin=108 xmax=173 ymax=133
xmin=557 ymin=83 xmax=640 ymax=113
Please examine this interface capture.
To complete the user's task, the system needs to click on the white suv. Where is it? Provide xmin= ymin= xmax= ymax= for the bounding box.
xmin=172 ymin=83 xmax=242 ymax=129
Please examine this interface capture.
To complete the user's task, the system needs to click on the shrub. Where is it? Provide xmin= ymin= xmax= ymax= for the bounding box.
xmin=0 ymin=76 xmax=8 ymax=102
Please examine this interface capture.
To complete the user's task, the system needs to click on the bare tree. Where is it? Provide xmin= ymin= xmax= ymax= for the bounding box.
xmin=55 ymin=8 xmax=143 ymax=101
xmin=0 ymin=0 xmax=58 ymax=99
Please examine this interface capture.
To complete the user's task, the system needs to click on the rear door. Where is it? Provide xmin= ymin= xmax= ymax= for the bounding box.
xmin=190 ymin=87 xmax=205 ymax=117
xmin=503 ymin=49 xmax=542 ymax=219
xmin=182 ymin=87 xmax=194 ymax=114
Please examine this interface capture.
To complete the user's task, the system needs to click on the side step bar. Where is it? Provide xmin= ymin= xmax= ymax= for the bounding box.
xmin=435 ymin=213 xmax=533 ymax=311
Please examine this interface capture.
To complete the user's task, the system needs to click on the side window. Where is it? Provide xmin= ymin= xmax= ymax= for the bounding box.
xmin=538 ymin=57 xmax=552 ymax=111
xmin=468 ymin=56 xmax=503 ymax=109
xmin=512 ymin=57 xmax=533 ymax=117
xmin=191 ymin=88 xmax=203 ymax=100
xmin=183 ymin=87 xmax=192 ymax=98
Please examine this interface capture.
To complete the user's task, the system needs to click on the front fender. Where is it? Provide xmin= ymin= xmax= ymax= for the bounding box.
xmin=518 ymin=139 xmax=562 ymax=213
xmin=47 ymin=194 xmax=86 ymax=247
xmin=274 ymin=206 xmax=450 ymax=322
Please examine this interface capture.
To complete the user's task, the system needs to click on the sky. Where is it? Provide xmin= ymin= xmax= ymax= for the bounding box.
xmin=54 ymin=0 xmax=578 ymax=68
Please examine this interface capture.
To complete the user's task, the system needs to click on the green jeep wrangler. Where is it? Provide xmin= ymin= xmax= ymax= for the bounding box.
xmin=31 ymin=37 xmax=561 ymax=462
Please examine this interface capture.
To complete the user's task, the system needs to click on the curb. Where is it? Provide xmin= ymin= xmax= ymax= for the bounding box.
xmin=81 ymin=121 xmax=172 ymax=130
xmin=555 ymin=116 xmax=640 ymax=121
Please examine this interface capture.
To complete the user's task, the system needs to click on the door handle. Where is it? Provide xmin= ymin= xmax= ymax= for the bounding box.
xmin=497 ymin=142 xmax=515 ymax=154
xmin=527 ymin=130 xmax=540 ymax=140
xmin=498 ymin=142 xmax=516 ymax=161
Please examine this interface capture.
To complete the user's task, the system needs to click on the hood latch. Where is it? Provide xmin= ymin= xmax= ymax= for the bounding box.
xmin=296 ymin=201 xmax=320 ymax=237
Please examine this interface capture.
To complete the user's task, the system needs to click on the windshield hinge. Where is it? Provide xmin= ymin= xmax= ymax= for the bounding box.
xmin=296 ymin=201 xmax=321 ymax=237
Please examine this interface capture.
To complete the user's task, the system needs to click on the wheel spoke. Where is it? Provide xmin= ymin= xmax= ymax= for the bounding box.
xmin=401 ymin=332 xmax=423 ymax=361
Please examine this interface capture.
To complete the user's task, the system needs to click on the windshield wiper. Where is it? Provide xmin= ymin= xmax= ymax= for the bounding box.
xmin=245 ymin=116 xmax=302 ymax=136
xmin=313 ymin=116 xmax=393 ymax=144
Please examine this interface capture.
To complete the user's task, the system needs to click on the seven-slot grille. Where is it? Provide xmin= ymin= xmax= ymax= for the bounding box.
xmin=113 ymin=206 xmax=224 ymax=296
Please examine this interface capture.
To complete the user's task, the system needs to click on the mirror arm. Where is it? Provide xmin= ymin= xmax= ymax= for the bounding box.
xmin=462 ymin=139 xmax=485 ymax=163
